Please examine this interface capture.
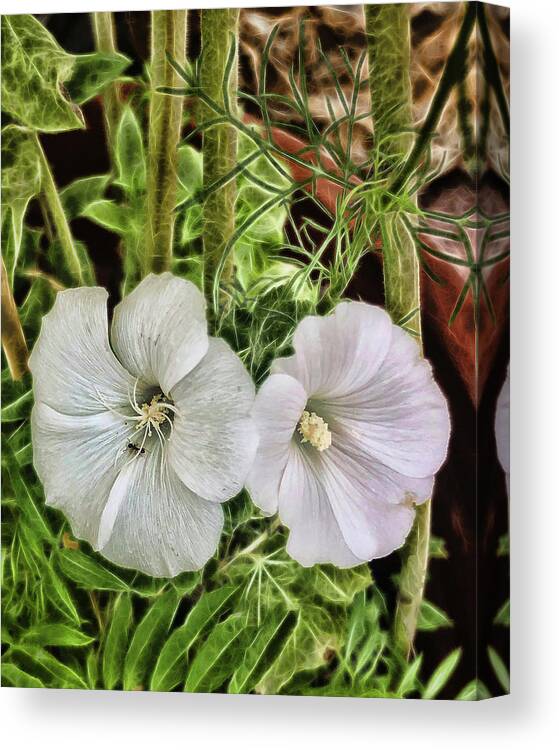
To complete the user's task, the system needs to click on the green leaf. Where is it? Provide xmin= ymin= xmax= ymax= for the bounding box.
xmin=176 ymin=144 xmax=203 ymax=200
xmin=422 ymin=648 xmax=461 ymax=700
xmin=12 ymin=645 xmax=87 ymax=689
xmin=456 ymin=679 xmax=491 ymax=700
xmin=45 ymin=566 xmax=82 ymax=625
xmin=21 ymin=623 xmax=94 ymax=648
xmin=1 ymin=125 xmax=42 ymax=282
xmin=305 ymin=564 xmax=372 ymax=605
xmin=150 ymin=585 xmax=236 ymax=692
xmin=488 ymin=646 xmax=510 ymax=693
xmin=81 ymin=199 xmax=133 ymax=235
xmin=257 ymin=608 xmax=338 ymax=695
xmin=429 ymin=535 xmax=449 ymax=559
xmin=123 ymin=590 xmax=180 ymax=691
xmin=1 ymin=662 xmax=44 ymax=689
xmin=397 ymin=653 xmax=423 ymax=697
xmin=1 ymin=389 xmax=33 ymax=423
xmin=184 ymin=613 xmax=251 ymax=694
xmin=115 ymin=107 xmax=146 ymax=195
xmin=60 ymin=175 xmax=110 ymax=220
xmin=57 ymin=549 xmax=130 ymax=592
xmin=1 ymin=15 xmax=84 ymax=132
xmin=497 ymin=534 xmax=510 ymax=557
xmin=229 ymin=609 xmax=297 ymax=694
xmin=417 ymin=600 xmax=453 ymax=631
xmin=66 ymin=51 xmax=130 ymax=105
xmin=494 ymin=599 xmax=510 ymax=627
xmin=103 ymin=593 xmax=133 ymax=690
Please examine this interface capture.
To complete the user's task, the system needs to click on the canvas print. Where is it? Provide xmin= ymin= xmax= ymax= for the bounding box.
xmin=0 ymin=3 xmax=509 ymax=699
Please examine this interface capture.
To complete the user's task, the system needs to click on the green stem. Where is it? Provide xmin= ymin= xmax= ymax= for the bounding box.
xmin=390 ymin=2 xmax=477 ymax=196
xmin=366 ymin=3 xmax=426 ymax=660
xmin=145 ymin=10 xmax=187 ymax=274
xmin=1 ymin=257 xmax=29 ymax=380
xmin=200 ymin=8 xmax=240 ymax=309
xmin=90 ymin=12 xmax=121 ymax=157
xmin=35 ymin=135 xmax=83 ymax=284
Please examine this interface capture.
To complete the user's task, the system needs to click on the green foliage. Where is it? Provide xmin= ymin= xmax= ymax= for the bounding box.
xmin=65 ymin=51 xmax=130 ymax=105
xmin=1 ymin=14 xmax=84 ymax=132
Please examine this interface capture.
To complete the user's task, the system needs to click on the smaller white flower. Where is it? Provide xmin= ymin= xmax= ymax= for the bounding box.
xmin=30 ymin=273 xmax=258 ymax=577
xmin=246 ymin=301 xmax=450 ymax=568
xmin=495 ymin=366 xmax=510 ymax=495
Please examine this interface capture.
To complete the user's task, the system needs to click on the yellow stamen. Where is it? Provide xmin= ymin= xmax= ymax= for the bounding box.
xmin=298 ymin=410 xmax=332 ymax=452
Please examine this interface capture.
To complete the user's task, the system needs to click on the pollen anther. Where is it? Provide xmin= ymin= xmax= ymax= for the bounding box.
xmin=298 ymin=410 xmax=332 ymax=452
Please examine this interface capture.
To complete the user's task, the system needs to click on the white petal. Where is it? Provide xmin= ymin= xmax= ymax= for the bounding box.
xmin=319 ymin=324 xmax=450 ymax=479
xmin=278 ymin=443 xmax=363 ymax=568
xmin=110 ymin=273 xmax=208 ymax=395
xmin=314 ymin=445 xmax=415 ymax=560
xmin=29 ymin=287 xmax=135 ymax=415
xmin=31 ymin=402 xmax=129 ymax=545
xmin=495 ymin=367 xmax=510 ymax=476
xmin=272 ymin=301 xmax=392 ymax=400
xmin=98 ymin=441 xmax=223 ymax=577
xmin=168 ymin=338 xmax=258 ymax=503
xmin=246 ymin=373 xmax=307 ymax=515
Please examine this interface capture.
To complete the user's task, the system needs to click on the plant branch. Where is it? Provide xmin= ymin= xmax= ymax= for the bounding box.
xmin=90 ymin=11 xmax=121 ymax=156
xmin=145 ymin=10 xmax=187 ymax=274
xmin=1 ymin=257 xmax=29 ymax=380
xmin=200 ymin=8 xmax=240 ymax=308
xmin=35 ymin=134 xmax=83 ymax=284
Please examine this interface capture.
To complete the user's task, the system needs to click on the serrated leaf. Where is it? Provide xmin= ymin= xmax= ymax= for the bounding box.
xmin=58 ymin=549 xmax=130 ymax=592
xmin=150 ymin=585 xmax=236 ymax=692
xmin=229 ymin=609 xmax=297 ymax=694
xmin=494 ymin=599 xmax=510 ymax=627
xmin=1 ymin=662 xmax=44 ymax=688
xmin=422 ymin=648 xmax=461 ymax=700
xmin=60 ymin=175 xmax=110 ymax=220
xmin=488 ymin=646 xmax=510 ymax=693
xmin=123 ymin=590 xmax=180 ymax=691
xmin=417 ymin=600 xmax=453 ymax=631
xmin=81 ymin=199 xmax=133 ymax=235
xmin=103 ymin=593 xmax=133 ymax=690
xmin=21 ymin=624 xmax=94 ymax=648
xmin=66 ymin=51 xmax=130 ymax=105
xmin=184 ymin=613 xmax=250 ymax=694
xmin=1 ymin=15 xmax=84 ymax=132
xmin=456 ymin=679 xmax=491 ymax=700
xmin=115 ymin=106 xmax=146 ymax=195
xmin=12 ymin=645 xmax=87 ymax=689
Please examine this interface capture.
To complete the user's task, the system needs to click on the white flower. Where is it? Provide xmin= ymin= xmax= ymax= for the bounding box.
xmin=246 ymin=301 xmax=450 ymax=567
xmin=30 ymin=273 xmax=258 ymax=577
xmin=495 ymin=367 xmax=510 ymax=494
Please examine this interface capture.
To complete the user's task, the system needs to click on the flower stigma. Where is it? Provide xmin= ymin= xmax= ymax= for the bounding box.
xmin=298 ymin=410 xmax=332 ymax=452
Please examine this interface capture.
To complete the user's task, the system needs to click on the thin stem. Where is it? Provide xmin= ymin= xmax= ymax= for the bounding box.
xmin=145 ymin=10 xmax=187 ymax=274
xmin=365 ymin=3 xmax=426 ymax=660
xmin=35 ymin=134 xmax=83 ymax=284
xmin=390 ymin=2 xmax=477 ymax=196
xmin=90 ymin=12 xmax=121 ymax=157
xmin=200 ymin=8 xmax=240 ymax=308
xmin=1 ymin=258 xmax=29 ymax=380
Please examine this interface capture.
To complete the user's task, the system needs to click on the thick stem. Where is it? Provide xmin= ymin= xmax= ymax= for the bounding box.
xmin=35 ymin=135 xmax=83 ymax=284
xmin=91 ymin=12 xmax=121 ymax=156
xmin=1 ymin=258 xmax=29 ymax=380
xmin=366 ymin=3 xmax=426 ymax=659
xmin=200 ymin=8 xmax=239 ymax=308
xmin=145 ymin=10 xmax=187 ymax=274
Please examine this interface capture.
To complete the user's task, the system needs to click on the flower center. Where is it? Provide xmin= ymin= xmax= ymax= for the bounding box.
xmin=298 ymin=410 xmax=332 ymax=452
xmin=135 ymin=393 xmax=172 ymax=435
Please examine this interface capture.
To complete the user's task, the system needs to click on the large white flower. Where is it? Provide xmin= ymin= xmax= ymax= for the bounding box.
xmin=30 ymin=273 xmax=258 ymax=577
xmin=495 ymin=366 xmax=510 ymax=495
xmin=246 ymin=301 xmax=450 ymax=567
